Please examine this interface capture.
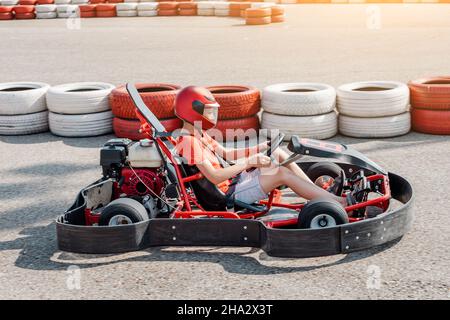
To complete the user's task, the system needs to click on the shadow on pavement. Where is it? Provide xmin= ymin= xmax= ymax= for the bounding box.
xmin=0 ymin=223 xmax=402 ymax=275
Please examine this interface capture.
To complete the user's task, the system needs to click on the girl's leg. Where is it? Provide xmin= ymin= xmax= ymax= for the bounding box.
xmin=259 ymin=166 xmax=346 ymax=206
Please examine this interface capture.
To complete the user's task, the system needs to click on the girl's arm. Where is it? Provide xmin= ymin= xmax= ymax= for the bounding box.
xmin=213 ymin=140 xmax=269 ymax=161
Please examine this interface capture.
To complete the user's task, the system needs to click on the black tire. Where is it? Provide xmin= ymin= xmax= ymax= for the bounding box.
xmin=99 ymin=198 xmax=149 ymax=226
xmin=306 ymin=162 xmax=342 ymax=184
xmin=298 ymin=198 xmax=349 ymax=229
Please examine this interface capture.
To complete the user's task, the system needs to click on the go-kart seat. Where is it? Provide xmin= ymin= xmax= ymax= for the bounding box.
xmin=177 ymin=159 xmax=266 ymax=213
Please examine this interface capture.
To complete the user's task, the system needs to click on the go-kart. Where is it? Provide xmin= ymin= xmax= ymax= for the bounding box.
xmin=56 ymin=84 xmax=414 ymax=257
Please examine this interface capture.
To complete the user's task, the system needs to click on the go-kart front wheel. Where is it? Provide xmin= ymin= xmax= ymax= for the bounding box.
xmin=306 ymin=162 xmax=342 ymax=188
xmin=298 ymin=198 xmax=349 ymax=229
xmin=99 ymin=198 xmax=149 ymax=226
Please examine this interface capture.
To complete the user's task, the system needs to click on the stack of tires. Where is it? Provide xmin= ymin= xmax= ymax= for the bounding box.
xmin=137 ymin=2 xmax=157 ymax=16
xmin=270 ymin=4 xmax=284 ymax=22
xmin=178 ymin=1 xmax=196 ymax=15
xmin=337 ymin=81 xmax=410 ymax=138
xmin=229 ymin=2 xmax=240 ymax=17
xmin=158 ymin=1 xmax=177 ymax=16
xmin=0 ymin=82 xmax=50 ymax=136
xmin=206 ymin=85 xmax=261 ymax=141
xmin=110 ymin=83 xmax=182 ymax=141
xmin=57 ymin=4 xmax=78 ymax=18
xmin=409 ymin=77 xmax=450 ymax=135
xmin=214 ymin=1 xmax=229 ymax=16
xmin=79 ymin=4 xmax=96 ymax=17
xmin=197 ymin=1 xmax=214 ymax=16
xmin=13 ymin=4 xmax=35 ymax=19
xmin=0 ymin=6 xmax=14 ymax=20
xmin=96 ymin=3 xmax=116 ymax=17
xmin=116 ymin=2 xmax=137 ymax=16
xmin=261 ymin=83 xmax=337 ymax=141
xmin=239 ymin=2 xmax=250 ymax=17
xmin=46 ymin=82 xmax=114 ymax=137
xmin=245 ymin=7 xmax=271 ymax=25
xmin=35 ymin=4 xmax=57 ymax=18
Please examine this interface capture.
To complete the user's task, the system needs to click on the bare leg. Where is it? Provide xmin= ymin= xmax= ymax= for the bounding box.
xmin=259 ymin=166 xmax=346 ymax=206
xmin=272 ymin=148 xmax=315 ymax=184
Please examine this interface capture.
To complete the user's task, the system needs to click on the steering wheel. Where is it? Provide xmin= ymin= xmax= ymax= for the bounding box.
xmin=264 ymin=133 xmax=285 ymax=159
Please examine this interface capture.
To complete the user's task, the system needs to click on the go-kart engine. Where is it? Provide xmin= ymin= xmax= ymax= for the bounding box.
xmin=119 ymin=168 xmax=164 ymax=197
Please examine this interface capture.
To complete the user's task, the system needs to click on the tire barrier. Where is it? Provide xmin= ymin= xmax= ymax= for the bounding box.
xmin=337 ymin=81 xmax=411 ymax=138
xmin=110 ymin=83 xmax=180 ymax=120
xmin=0 ymin=1 xmax=286 ymax=25
xmin=270 ymin=4 xmax=284 ymax=22
xmin=0 ymin=82 xmax=50 ymax=135
xmin=409 ymin=77 xmax=450 ymax=135
xmin=261 ymin=83 xmax=337 ymax=140
xmin=245 ymin=7 xmax=271 ymax=25
xmin=49 ymin=111 xmax=113 ymax=137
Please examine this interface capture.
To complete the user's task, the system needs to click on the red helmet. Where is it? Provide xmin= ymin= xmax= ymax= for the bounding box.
xmin=174 ymin=86 xmax=220 ymax=130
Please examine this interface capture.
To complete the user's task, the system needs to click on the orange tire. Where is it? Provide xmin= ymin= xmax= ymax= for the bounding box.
xmin=0 ymin=12 xmax=13 ymax=19
xmin=246 ymin=16 xmax=271 ymax=25
xmin=90 ymin=0 xmax=105 ymax=3
xmin=179 ymin=8 xmax=196 ymax=16
xmin=19 ymin=0 xmax=37 ymax=4
xmin=80 ymin=10 xmax=96 ymax=18
xmin=210 ymin=116 xmax=260 ymax=141
xmin=36 ymin=0 xmax=53 ymax=3
xmin=13 ymin=5 xmax=35 ymax=14
xmin=206 ymin=85 xmax=261 ymax=120
xmin=96 ymin=9 xmax=116 ymax=17
xmin=411 ymin=107 xmax=450 ymax=135
xmin=15 ymin=12 xmax=35 ymax=19
xmin=271 ymin=14 xmax=284 ymax=23
xmin=110 ymin=83 xmax=181 ymax=120
xmin=113 ymin=117 xmax=182 ymax=141
xmin=409 ymin=77 xmax=450 ymax=111
xmin=229 ymin=3 xmax=240 ymax=11
xmin=239 ymin=3 xmax=251 ymax=10
xmin=178 ymin=1 xmax=196 ymax=9
xmin=158 ymin=2 xmax=178 ymax=10
xmin=79 ymin=4 xmax=97 ymax=12
xmin=229 ymin=9 xmax=240 ymax=17
xmin=271 ymin=5 xmax=284 ymax=16
xmin=158 ymin=9 xmax=178 ymax=16
xmin=245 ymin=7 xmax=271 ymax=18
xmin=0 ymin=6 xmax=13 ymax=13
xmin=96 ymin=4 xmax=116 ymax=11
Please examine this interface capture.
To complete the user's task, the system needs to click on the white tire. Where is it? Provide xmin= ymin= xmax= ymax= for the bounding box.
xmin=116 ymin=10 xmax=138 ymax=17
xmin=46 ymin=82 xmax=114 ymax=115
xmin=214 ymin=9 xmax=229 ymax=16
xmin=197 ymin=8 xmax=214 ymax=16
xmin=262 ymin=83 xmax=336 ymax=116
xmin=261 ymin=111 xmax=338 ymax=141
xmin=71 ymin=0 xmax=88 ymax=4
xmin=35 ymin=4 xmax=57 ymax=13
xmin=339 ymin=113 xmax=411 ymax=138
xmin=214 ymin=2 xmax=230 ymax=9
xmin=0 ymin=82 xmax=50 ymax=116
xmin=36 ymin=11 xmax=58 ymax=18
xmin=116 ymin=3 xmax=138 ymax=10
xmin=337 ymin=81 xmax=409 ymax=117
xmin=0 ymin=111 xmax=49 ymax=136
xmin=55 ymin=0 xmax=72 ymax=4
xmin=1 ymin=0 xmax=19 ymax=5
xmin=137 ymin=10 xmax=157 ymax=16
xmin=49 ymin=111 xmax=113 ymax=137
xmin=137 ymin=3 xmax=158 ymax=10
xmin=251 ymin=2 xmax=275 ymax=8
xmin=56 ymin=5 xmax=78 ymax=13
xmin=57 ymin=11 xmax=79 ymax=18
xmin=197 ymin=2 xmax=214 ymax=9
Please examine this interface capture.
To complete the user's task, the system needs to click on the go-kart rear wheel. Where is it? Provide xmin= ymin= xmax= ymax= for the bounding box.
xmin=298 ymin=198 xmax=349 ymax=229
xmin=306 ymin=162 xmax=342 ymax=188
xmin=99 ymin=198 xmax=149 ymax=226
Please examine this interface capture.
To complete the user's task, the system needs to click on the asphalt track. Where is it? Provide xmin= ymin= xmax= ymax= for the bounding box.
xmin=1 ymin=4 xmax=449 ymax=299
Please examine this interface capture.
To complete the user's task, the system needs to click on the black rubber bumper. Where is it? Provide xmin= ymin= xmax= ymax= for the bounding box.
xmin=56 ymin=162 xmax=414 ymax=258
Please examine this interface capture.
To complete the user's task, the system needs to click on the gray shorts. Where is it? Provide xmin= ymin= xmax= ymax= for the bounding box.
xmin=232 ymin=169 xmax=268 ymax=204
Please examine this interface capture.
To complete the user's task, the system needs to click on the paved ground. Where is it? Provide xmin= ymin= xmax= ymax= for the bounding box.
xmin=1 ymin=4 xmax=450 ymax=300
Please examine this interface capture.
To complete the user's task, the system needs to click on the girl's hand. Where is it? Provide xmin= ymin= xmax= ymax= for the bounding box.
xmin=246 ymin=153 xmax=272 ymax=168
